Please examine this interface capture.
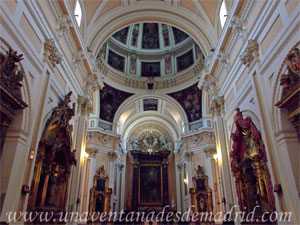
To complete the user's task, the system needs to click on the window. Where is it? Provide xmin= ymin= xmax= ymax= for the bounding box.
xmin=219 ymin=0 xmax=228 ymax=28
xmin=74 ymin=0 xmax=82 ymax=26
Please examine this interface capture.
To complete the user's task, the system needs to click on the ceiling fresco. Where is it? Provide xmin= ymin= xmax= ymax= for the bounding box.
xmin=168 ymin=83 xmax=202 ymax=122
xmin=99 ymin=83 xmax=133 ymax=122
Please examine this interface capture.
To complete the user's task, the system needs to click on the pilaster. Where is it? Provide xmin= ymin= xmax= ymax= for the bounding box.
xmin=67 ymin=96 xmax=92 ymax=213
xmin=209 ymin=95 xmax=234 ymax=212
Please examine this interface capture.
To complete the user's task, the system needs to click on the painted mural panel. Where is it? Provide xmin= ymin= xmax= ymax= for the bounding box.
xmin=142 ymin=23 xmax=160 ymax=49
xmin=141 ymin=61 xmax=161 ymax=77
xmin=139 ymin=165 xmax=162 ymax=204
xmin=108 ymin=50 xmax=125 ymax=72
xmin=168 ymin=83 xmax=202 ymax=122
xmin=99 ymin=83 xmax=133 ymax=122
xmin=172 ymin=27 xmax=189 ymax=44
xmin=112 ymin=27 xmax=129 ymax=44
xmin=177 ymin=49 xmax=194 ymax=72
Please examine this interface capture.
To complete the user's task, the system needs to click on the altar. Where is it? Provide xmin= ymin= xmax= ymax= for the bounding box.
xmin=131 ymin=149 xmax=171 ymax=211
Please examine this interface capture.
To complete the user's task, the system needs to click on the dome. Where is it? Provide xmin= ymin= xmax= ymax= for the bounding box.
xmin=96 ymin=23 xmax=205 ymax=90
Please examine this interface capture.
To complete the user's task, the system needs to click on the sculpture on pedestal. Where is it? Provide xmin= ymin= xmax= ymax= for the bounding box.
xmin=230 ymin=108 xmax=276 ymax=217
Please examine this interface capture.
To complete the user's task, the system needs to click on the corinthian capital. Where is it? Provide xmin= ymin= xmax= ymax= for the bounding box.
xmin=43 ymin=39 xmax=62 ymax=68
xmin=73 ymin=50 xmax=85 ymax=69
xmin=56 ymin=16 xmax=72 ymax=38
xmin=203 ymin=75 xmax=217 ymax=97
xmin=84 ymin=74 xmax=100 ymax=96
xmin=78 ymin=95 xmax=93 ymax=114
xmin=217 ymin=51 xmax=229 ymax=70
xmin=240 ymin=39 xmax=259 ymax=67
xmin=230 ymin=16 xmax=247 ymax=39
xmin=209 ymin=96 xmax=224 ymax=117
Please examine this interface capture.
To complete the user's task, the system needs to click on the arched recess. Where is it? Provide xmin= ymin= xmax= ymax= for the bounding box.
xmin=85 ymin=6 xmax=217 ymax=57
xmin=271 ymin=42 xmax=299 ymax=216
xmin=230 ymin=109 xmax=276 ymax=218
xmin=113 ymin=93 xmax=189 ymax=136
xmin=123 ymin=115 xmax=179 ymax=142
xmin=272 ymin=42 xmax=300 ymax=136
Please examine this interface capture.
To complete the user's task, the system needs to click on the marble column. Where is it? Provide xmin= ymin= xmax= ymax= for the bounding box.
xmin=209 ymin=96 xmax=234 ymax=212
xmin=68 ymin=96 xmax=92 ymax=213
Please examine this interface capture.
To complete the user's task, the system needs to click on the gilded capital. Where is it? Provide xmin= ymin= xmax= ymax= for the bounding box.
xmin=209 ymin=96 xmax=224 ymax=117
xmin=240 ymin=39 xmax=259 ymax=67
xmin=43 ymin=39 xmax=62 ymax=67
xmin=203 ymin=75 xmax=217 ymax=97
xmin=78 ymin=95 xmax=93 ymax=114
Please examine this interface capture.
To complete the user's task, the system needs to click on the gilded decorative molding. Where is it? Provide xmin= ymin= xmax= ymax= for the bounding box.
xmin=209 ymin=96 xmax=224 ymax=117
xmin=43 ymin=39 xmax=62 ymax=67
xmin=240 ymin=39 xmax=259 ymax=67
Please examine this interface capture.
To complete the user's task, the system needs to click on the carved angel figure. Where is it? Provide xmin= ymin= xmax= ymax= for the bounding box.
xmin=159 ymin=135 xmax=169 ymax=150
xmin=130 ymin=137 xmax=139 ymax=150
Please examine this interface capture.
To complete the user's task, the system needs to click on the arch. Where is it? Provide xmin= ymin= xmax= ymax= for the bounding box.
xmin=113 ymin=93 xmax=189 ymax=133
xmin=85 ymin=7 xmax=217 ymax=57
xmin=123 ymin=115 xmax=179 ymax=142
xmin=272 ymin=41 xmax=300 ymax=135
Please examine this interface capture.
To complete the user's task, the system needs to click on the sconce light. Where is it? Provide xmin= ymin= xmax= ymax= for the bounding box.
xmin=29 ymin=149 xmax=35 ymax=160
xmin=83 ymin=152 xmax=89 ymax=159
xmin=213 ymin=151 xmax=222 ymax=161
xmin=184 ymin=178 xmax=188 ymax=185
